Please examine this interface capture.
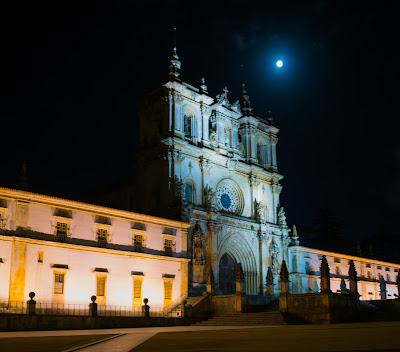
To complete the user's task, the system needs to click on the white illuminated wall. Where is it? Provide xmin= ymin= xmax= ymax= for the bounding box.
xmin=0 ymin=189 xmax=190 ymax=307
xmin=289 ymin=246 xmax=400 ymax=300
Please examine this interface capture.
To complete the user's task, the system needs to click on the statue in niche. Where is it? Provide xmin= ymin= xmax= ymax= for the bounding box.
xmin=269 ymin=240 xmax=280 ymax=276
xmin=254 ymin=199 xmax=263 ymax=222
xmin=277 ymin=207 xmax=287 ymax=227
xmin=203 ymin=184 xmax=215 ymax=212
xmin=192 ymin=222 xmax=205 ymax=265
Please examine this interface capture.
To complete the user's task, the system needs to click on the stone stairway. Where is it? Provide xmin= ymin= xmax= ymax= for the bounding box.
xmin=174 ymin=296 xmax=205 ymax=313
xmin=193 ymin=300 xmax=305 ymax=326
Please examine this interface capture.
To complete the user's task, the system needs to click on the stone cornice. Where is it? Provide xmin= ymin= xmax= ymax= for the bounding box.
xmin=0 ymin=188 xmax=192 ymax=231
xmin=290 ymin=245 xmax=400 ymax=268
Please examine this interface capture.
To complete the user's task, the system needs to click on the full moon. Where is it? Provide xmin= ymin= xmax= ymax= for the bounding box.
xmin=276 ymin=60 xmax=283 ymax=68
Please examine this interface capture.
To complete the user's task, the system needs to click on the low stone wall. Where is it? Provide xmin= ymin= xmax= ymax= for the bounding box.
xmin=210 ymin=294 xmax=244 ymax=316
xmin=0 ymin=314 xmax=192 ymax=332
xmin=283 ymin=292 xmax=359 ymax=324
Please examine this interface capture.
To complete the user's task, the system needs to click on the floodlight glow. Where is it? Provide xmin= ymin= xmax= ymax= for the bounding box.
xmin=276 ymin=60 xmax=283 ymax=68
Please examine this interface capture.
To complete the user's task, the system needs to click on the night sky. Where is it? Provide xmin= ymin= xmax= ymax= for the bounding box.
xmin=1 ymin=1 xmax=399 ymax=243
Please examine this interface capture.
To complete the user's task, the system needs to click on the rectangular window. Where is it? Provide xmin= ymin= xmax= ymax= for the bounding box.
xmin=133 ymin=278 xmax=142 ymax=299
xmin=164 ymin=280 xmax=173 ymax=301
xmin=133 ymin=234 xmax=143 ymax=251
xmin=38 ymin=251 xmax=43 ymax=263
xmin=0 ymin=212 xmax=5 ymax=229
xmin=54 ymin=273 xmax=65 ymax=294
xmin=96 ymin=276 xmax=106 ymax=297
xmin=56 ymin=222 xmax=68 ymax=234
xmin=335 ymin=266 xmax=340 ymax=276
xmin=305 ymin=261 xmax=310 ymax=274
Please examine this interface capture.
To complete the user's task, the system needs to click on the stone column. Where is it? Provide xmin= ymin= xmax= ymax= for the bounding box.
xmin=173 ymin=91 xmax=184 ymax=137
xmin=206 ymin=221 xmax=219 ymax=294
xmin=320 ymin=255 xmax=331 ymax=293
xmin=201 ymin=104 xmax=210 ymax=146
xmin=232 ymin=121 xmax=240 ymax=149
xmin=270 ymin=134 xmax=278 ymax=171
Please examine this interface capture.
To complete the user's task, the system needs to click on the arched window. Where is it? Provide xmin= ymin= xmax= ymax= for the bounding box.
xmin=184 ymin=179 xmax=196 ymax=203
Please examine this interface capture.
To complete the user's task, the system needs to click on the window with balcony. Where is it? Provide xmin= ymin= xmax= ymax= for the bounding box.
xmin=55 ymin=222 xmax=69 ymax=243
xmin=133 ymin=234 xmax=144 ymax=252
xmin=164 ymin=238 xmax=174 ymax=256
xmin=97 ymin=228 xmax=108 ymax=248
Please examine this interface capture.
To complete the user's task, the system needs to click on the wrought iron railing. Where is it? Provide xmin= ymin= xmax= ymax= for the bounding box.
xmin=0 ymin=301 xmax=183 ymax=318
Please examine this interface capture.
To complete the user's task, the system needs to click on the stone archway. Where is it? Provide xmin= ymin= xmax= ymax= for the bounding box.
xmin=219 ymin=253 xmax=236 ymax=295
xmin=218 ymin=232 xmax=259 ymax=295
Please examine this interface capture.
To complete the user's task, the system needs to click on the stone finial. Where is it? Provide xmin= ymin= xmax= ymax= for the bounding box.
xmin=266 ymin=267 xmax=274 ymax=286
xmin=142 ymin=298 xmax=150 ymax=318
xmin=27 ymin=291 xmax=36 ymax=315
xmin=348 ymin=260 xmax=358 ymax=295
xmin=340 ymin=277 xmax=347 ymax=293
xmin=348 ymin=260 xmax=357 ymax=281
xmin=200 ymin=77 xmax=208 ymax=94
xmin=320 ymin=255 xmax=331 ymax=293
xmin=379 ymin=275 xmax=387 ymax=300
xmin=320 ymin=255 xmax=329 ymax=277
xmin=265 ymin=267 xmax=274 ymax=296
xmin=291 ymin=225 xmax=300 ymax=245
xmin=279 ymin=260 xmax=289 ymax=282
xmin=168 ymin=28 xmax=181 ymax=80
xmin=89 ymin=295 xmax=98 ymax=317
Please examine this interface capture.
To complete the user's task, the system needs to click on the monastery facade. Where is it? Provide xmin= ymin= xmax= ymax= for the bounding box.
xmin=0 ymin=46 xmax=399 ymax=309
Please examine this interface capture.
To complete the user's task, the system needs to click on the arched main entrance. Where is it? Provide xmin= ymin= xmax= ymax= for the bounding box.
xmin=219 ymin=253 xmax=236 ymax=295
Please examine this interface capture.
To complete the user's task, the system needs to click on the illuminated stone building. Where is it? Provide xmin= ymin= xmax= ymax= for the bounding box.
xmin=0 ymin=46 xmax=399 ymax=312
xmin=0 ymin=188 xmax=191 ymax=308
xmin=133 ymin=45 xmax=400 ymax=299
xmin=135 ymin=46 xmax=290 ymax=296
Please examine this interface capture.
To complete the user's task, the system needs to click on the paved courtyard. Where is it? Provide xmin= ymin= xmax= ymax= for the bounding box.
xmin=0 ymin=322 xmax=399 ymax=352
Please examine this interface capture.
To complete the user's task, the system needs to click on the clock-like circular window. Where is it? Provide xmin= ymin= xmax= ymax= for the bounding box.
xmin=215 ymin=179 xmax=244 ymax=215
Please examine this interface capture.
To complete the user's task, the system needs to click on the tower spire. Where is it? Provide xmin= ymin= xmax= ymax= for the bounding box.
xmin=169 ymin=28 xmax=181 ymax=81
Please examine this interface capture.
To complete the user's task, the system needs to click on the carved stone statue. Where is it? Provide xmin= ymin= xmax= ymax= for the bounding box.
xmin=277 ymin=207 xmax=287 ymax=227
xmin=192 ymin=222 xmax=205 ymax=265
xmin=254 ymin=199 xmax=262 ymax=222
xmin=269 ymin=240 xmax=280 ymax=276
xmin=174 ymin=176 xmax=186 ymax=206
xmin=203 ymin=184 xmax=215 ymax=212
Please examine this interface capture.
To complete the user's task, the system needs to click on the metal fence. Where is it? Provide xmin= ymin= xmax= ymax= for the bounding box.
xmin=0 ymin=301 xmax=183 ymax=318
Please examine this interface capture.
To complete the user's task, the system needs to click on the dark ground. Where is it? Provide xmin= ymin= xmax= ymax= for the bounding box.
xmin=131 ymin=322 xmax=400 ymax=352
xmin=0 ymin=334 xmax=116 ymax=352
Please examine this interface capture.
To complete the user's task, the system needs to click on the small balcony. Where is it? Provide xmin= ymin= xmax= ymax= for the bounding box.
xmin=163 ymin=247 xmax=173 ymax=257
xmin=97 ymin=238 xmax=108 ymax=248
xmin=55 ymin=232 xmax=68 ymax=243
xmin=132 ymin=244 xmax=144 ymax=253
